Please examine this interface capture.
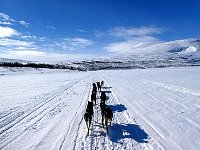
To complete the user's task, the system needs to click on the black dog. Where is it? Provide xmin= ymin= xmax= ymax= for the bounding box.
xmin=100 ymin=91 xmax=106 ymax=104
xmin=84 ymin=101 xmax=93 ymax=135
xmin=91 ymin=92 xmax=96 ymax=105
xmin=97 ymin=82 xmax=101 ymax=92
xmin=101 ymin=81 xmax=104 ymax=87
xmin=92 ymin=83 xmax=97 ymax=93
xmin=100 ymin=103 xmax=113 ymax=134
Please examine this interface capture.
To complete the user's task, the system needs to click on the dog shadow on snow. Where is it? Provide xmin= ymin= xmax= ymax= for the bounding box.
xmin=102 ymin=87 xmax=112 ymax=94
xmin=109 ymin=104 xmax=127 ymax=112
xmin=102 ymin=86 xmax=112 ymax=90
xmin=92 ymin=103 xmax=148 ymax=144
xmin=108 ymin=104 xmax=148 ymax=143
xmin=109 ymin=123 xmax=148 ymax=144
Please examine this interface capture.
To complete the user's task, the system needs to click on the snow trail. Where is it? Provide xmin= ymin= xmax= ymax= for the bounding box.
xmin=0 ymin=75 xmax=92 ymax=150
xmin=73 ymin=77 xmax=162 ymax=150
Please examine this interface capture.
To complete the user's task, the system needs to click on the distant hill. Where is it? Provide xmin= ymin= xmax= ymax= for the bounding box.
xmin=71 ymin=38 xmax=200 ymax=70
xmin=110 ymin=38 xmax=200 ymax=61
xmin=1 ymin=38 xmax=200 ymax=71
xmin=0 ymin=57 xmax=31 ymax=64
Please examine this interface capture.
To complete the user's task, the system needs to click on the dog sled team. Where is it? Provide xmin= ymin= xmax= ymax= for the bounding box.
xmin=84 ymin=81 xmax=113 ymax=135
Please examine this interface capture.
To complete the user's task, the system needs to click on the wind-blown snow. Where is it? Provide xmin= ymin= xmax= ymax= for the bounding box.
xmin=0 ymin=67 xmax=200 ymax=149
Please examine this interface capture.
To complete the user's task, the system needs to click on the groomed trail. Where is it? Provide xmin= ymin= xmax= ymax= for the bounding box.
xmin=73 ymin=79 xmax=162 ymax=150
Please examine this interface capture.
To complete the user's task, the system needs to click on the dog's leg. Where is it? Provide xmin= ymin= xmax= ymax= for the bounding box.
xmin=88 ymin=118 xmax=91 ymax=135
xmin=105 ymin=117 xmax=109 ymax=135
xmin=109 ymin=117 xmax=112 ymax=127
xmin=102 ymin=115 xmax=104 ymax=128
xmin=86 ymin=120 xmax=89 ymax=135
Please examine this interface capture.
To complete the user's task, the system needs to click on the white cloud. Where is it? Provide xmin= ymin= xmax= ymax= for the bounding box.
xmin=6 ymin=50 xmax=45 ymax=56
xmin=54 ymin=38 xmax=93 ymax=51
xmin=109 ymin=26 xmax=162 ymax=38
xmin=71 ymin=38 xmax=93 ymax=46
xmin=100 ymin=26 xmax=165 ymax=53
xmin=94 ymin=30 xmax=105 ymax=38
xmin=76 ymin=29 xmax=86 ymax=33
xmin=0 ymin=49 xmax=94 ymax=63
xmin=0 ymin=26 xmax=19 ymax=38
xmin=0 ymin=12 xmax=29 ymax=27
xmin=0 ymin=12 xmax=10 ymax=20
xmin=19 ymin=21 xmax=29 ymax=27
xmin=104 ymin=36 xmax=160 ymax=53
xmin=0 ymin=36 xmax=93 ymax=62
xmin=0 ymin=38 xmax=33 ymax=47
xmin=0 ymin=21 xmax=12 ymax=25
xmin=20 ymin=35 xmax=37 ymax=39
xmin=46 ymin=25 xmax=56 ymax=30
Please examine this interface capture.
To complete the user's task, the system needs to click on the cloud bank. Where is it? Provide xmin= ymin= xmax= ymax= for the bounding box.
xmin=108 ymin=26 xmax=162 ymax=38
xmin=104 ymin=26 xmax=163 ymax=53
xmin=0 ymin=26 xmax=19 ymax=38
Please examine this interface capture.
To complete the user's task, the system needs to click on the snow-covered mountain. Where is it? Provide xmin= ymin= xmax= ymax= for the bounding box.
xmin=110 ymin=38 xmax=200 ymax=61
xmin=75 ymin=38 xmax=200 ymax=70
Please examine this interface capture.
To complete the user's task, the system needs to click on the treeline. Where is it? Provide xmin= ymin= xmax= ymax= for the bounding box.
xmin=0 ymin=62 xmax=86 ymax=71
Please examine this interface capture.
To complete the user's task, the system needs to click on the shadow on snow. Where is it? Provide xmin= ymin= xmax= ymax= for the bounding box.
xmin=109 ymin=123 xmax=148 ymax=144
xmin=102 ymin=87 xmax=112 ymax=94
xmin=109 ymin=104 xmax=127 ymax=112
xmin=102 ymin=87 xmax=112 ymax=90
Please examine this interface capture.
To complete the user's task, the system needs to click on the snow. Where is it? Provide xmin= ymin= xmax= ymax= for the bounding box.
xmin=0 ymin=67 xmax=200 ymax=149
xmin=180 ymin=46 xmax=197 ymax=54
xmin=111 ymin=38 xmax=200 ymax=60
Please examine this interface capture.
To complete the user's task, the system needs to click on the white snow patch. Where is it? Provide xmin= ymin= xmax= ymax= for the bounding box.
xmin=180 ymin=46 xmax=197 ymax=54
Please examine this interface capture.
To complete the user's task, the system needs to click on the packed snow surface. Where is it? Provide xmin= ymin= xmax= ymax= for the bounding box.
xmin=0 ymin=67 xmax=200 ymax=149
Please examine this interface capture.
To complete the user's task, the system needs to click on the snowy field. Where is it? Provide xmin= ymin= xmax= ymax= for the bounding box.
xmin=0 ymin=67 xmax=200 ymax=150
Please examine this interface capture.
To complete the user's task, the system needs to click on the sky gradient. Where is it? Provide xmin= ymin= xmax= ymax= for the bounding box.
xmin=0 ymin=0 xmax=200 ymax=62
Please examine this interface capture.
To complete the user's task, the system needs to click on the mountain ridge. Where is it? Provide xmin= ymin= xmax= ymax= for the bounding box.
xmin=1 ymin=38 xmax=200 ymax=70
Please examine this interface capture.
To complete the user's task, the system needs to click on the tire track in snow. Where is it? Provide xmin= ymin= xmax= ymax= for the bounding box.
xmin=72 ymin=82 xmax=97 ymax=150
xmin=124 ymin=79 xmax=191 ymax=149
xmin=21 ymin=79 xmax=92 ymax=150
xmin=0 ymin=107 xmax=22 ymax=124
xmin=0 ymin=81 xmax=79 ymax=134
xmin=57 ymin=80 xmax=91 ymax=150
xmin=140 ymin=79 xmax=200 ymax=115
xmin=136 ymin=80 xmax=200 ymax=146
xmin=137 ymin=79 xmax=200 ymax=127
xmin=141 ymin=79 xmax=200 ymax=97
xmin=0 ymin=80 xmax=82 ymax=149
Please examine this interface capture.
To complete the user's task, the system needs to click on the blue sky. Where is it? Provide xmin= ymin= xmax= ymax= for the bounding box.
xmin=0 ymin=0 xmax=200 ymax=62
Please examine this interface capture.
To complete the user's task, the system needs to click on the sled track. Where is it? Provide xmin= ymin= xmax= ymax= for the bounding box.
xmin=74 ymin=77 xmax=163 ymax=150
xmin=0 ymin=81 xmax=79 ymax=134
xmin=58 ymin=80 xmax=91 ymax=150
xmin=0 ymin=79 xmax=91 ymax=150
